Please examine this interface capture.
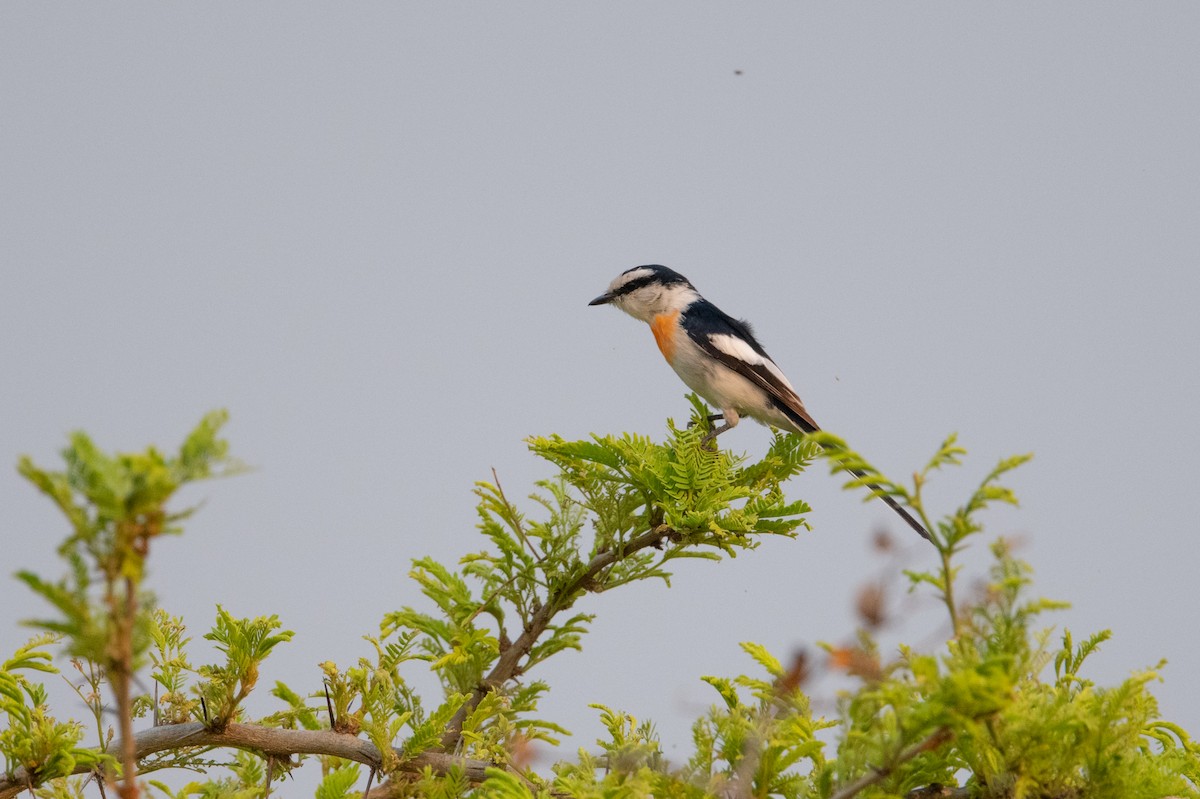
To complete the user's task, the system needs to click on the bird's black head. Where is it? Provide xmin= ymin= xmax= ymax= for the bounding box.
xmin=588 ymin=265 xmax=695 ymax=307
xmin=588 ymin=265 xmax=701 ymax=322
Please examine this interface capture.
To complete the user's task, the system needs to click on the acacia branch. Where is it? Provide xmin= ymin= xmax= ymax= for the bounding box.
xmin=0 ymin=722 xmax=493 ymax=799
xmin=110 ymin=574 xmax=140 ymax=799
xmin=438 ymin=524 xmax=677 ymax=750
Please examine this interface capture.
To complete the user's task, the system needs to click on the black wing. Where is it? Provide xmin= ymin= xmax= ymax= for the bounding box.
xmin=680 ymin=300 xmax=820 ymax=433
xmin=682 ymin=301 xmax=932 ymax=541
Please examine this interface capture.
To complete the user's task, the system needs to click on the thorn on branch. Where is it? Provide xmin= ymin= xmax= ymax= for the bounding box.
xmin=363 ymin=767 xmax=376 ymax=798
xmin=323 ymin=682 xmax=336 ymax=730
xmin=200 ymin=696 xmax=208 ymax=725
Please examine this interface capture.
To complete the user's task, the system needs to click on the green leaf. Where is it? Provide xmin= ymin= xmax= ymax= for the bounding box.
xmin=739 ymin=642 xmax=783 ymax=678
xmin=315 ymin=763 xmax=361 ymax=799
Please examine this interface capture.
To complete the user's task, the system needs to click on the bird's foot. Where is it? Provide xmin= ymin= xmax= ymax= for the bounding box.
xmin=699 ymin=421 xmax=733 ymax=451
xmin=688 ymin=413 xmax=725 ymax=430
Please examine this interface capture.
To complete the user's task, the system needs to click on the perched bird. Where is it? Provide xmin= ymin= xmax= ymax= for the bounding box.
xmin=589 ymin=264 xmax=931 ymax=541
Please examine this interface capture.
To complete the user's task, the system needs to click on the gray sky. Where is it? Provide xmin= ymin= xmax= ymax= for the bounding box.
xmin=3 ymin=2 xmax=1198 ymax=788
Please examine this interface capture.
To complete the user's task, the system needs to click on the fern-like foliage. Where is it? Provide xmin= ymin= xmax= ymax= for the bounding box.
xmin=5 ymin=404 xmax=1199 ymax=799
xmin=0 ymin=637 xmax=110 ymax=785
xmin=196 ymin=607 xmax=294 ymax=731
xmin=381 ymin=397 xmax=816 ymax=759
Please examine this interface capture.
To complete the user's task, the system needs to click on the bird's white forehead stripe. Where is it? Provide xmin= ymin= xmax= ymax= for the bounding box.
xmin=611 ymin=266 xmax=654 ymax=290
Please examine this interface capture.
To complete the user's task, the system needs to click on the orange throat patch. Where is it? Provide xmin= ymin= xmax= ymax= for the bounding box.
xmin=650 ymin=311 xmax=680 ymax=363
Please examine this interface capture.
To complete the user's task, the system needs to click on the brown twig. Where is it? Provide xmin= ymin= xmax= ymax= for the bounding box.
xmin=0 ymin=722 xmax=493 ymax=799
xmin=829 ymin=728 xmax=953 ymax=799
xmin=108 ymin=571 xmax=141 ymax=799
xmin=490 ymin=467 xmax=545 ymax=561
xmin=438 ymin=524 xmax=676 ymax=751
xmin=463 ymin=563 xmax=537 ymax=629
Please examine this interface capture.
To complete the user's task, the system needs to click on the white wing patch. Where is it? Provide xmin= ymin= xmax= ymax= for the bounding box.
xmin=707 ymin=333 xmax=798 ymax=393
xmin=707 ymin=333 xmax=764 ymax=363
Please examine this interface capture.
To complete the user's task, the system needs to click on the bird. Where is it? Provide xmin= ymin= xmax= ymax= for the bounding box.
xmin=589 ymin=264 xmax=931 ymax=542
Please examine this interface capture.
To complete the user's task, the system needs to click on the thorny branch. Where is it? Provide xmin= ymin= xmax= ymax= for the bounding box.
xmin=0 ymin=723 xmax=493 ymax=799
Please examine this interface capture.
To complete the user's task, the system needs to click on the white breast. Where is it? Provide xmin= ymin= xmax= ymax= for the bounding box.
xmin=666 ymin=334 xmax=800 ymax=433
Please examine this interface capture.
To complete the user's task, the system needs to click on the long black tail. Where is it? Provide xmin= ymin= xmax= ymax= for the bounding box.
xmin=770 ymin=405 xmax=933 ymax=543
xmin=847 ymin=465 xmax=932 ymax=542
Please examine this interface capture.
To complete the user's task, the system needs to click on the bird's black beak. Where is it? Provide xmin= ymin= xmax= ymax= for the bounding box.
xmin=588 ymin=292 xmax=614 ymax=306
